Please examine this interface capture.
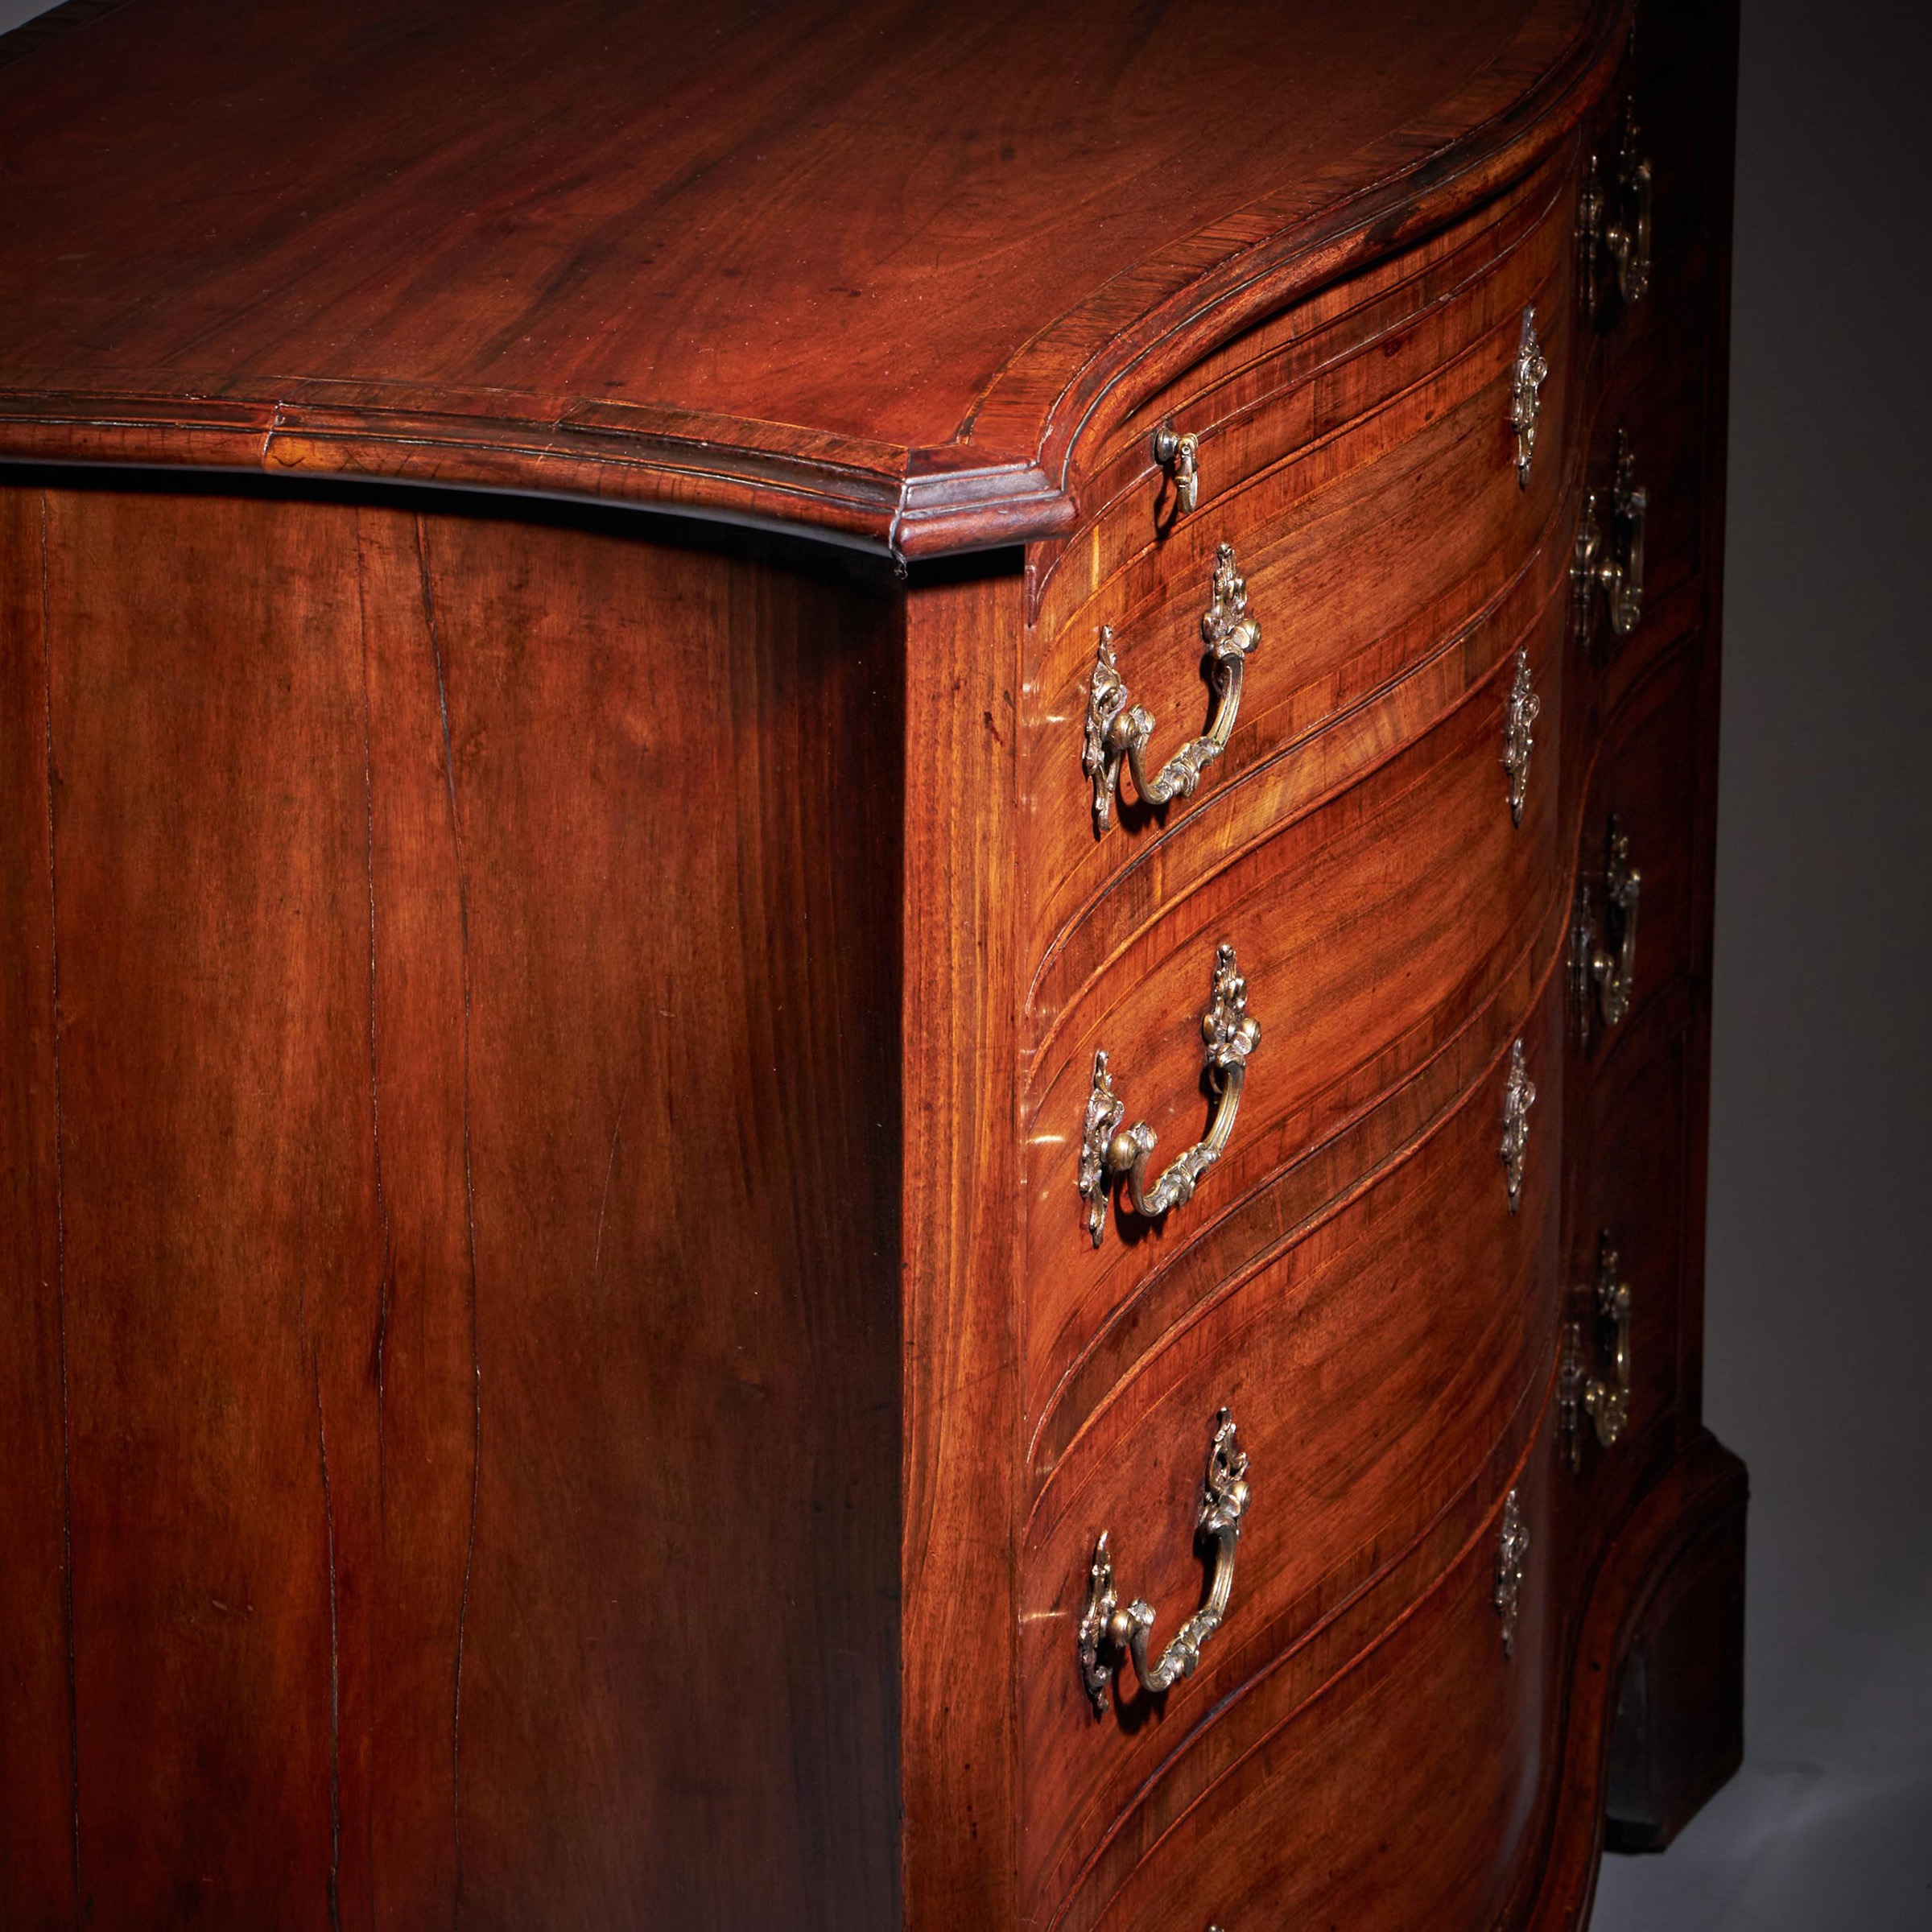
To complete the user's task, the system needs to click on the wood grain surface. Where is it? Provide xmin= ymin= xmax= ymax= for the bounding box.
xmin=1024 ymin=600 xmax=1569 ymax=1428
xmin=0 ymin=481 xmax=906 ymax=1930
xmin=0 ymin=0 xmax=1630 ymax=551
xmin=1021 ymin=975 xmax=1567 ymax=1921
xmin=0 ymin=0 xmax=1748 ymax=1926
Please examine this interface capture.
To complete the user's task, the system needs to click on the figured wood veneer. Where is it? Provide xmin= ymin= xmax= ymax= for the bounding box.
xmin=1021 ymin=979 xmax=1569 ymax=1917
xmin=1026 ymin=605 xmax=1570 ymax=1424
xmin=0 ymin=485 xmax=907 ymax=1929
xmin=0 ymin=0 xmax=1625 ymax=552
xmin=0 ymin=0 xmax=1742 ymax=1926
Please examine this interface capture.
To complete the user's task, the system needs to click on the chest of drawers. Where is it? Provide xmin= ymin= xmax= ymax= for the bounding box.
xmin=0 ymin=1 xmax=1744 ymax=1926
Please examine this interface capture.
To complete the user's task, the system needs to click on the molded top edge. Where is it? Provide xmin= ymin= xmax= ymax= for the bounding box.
xmin=0 ymin=0 xmax=1625 ymax=555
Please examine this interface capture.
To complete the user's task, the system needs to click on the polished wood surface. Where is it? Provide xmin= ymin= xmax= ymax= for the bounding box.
xmin=899 ymin=565 xmax=1025 ymax=1932
xmin=1026 ymin=610 xmax=1567 ymax=1437
xmin=1022 ymin=980 xmax=1568 ymax=1921
xmin=0 ymin=0 xmax=1744 ymax=1926
xmin=0 ymin=484 xmax=905 ymax=1928
xmin=0 ymin=0 xmax=1629 ymax=551
xmin=1022 ymin=149 xmax=1579 ymax=1001
xmin=1078 ymin=1402 xmax=1567 ymax=1932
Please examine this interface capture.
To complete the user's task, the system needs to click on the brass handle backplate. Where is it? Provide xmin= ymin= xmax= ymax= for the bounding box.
xmin=1573 ymin=429 xmax=1648 ymax=652
xmin=1562 ymin=1232 xmax=1634 ymax=1468
xmin=1579 ymin=97 xmax=1653 ymax=325
xmin=1509 ymin=305 xmax=1549 ymax=487
xmin=1503 ymin=646 xmax=1541 ymax=826
xmin=1151 ymin=422 xmax=1200 ymax=514
xmin=1083 ymin=543 xmax=1261 ymax=836
xmin=1080 ymin=942 xmax=1261 ymax=1246
xmin=1571 ymin=814 xmax=1641 ymax=1046
xmin=1494 ymin=1487 xmax=1531 ymax=1658
xmin=1077 ymin=1407 xmax=1250 ymax=1716
xmin=1499 ymin=1036 xmax=1536 ymax=1213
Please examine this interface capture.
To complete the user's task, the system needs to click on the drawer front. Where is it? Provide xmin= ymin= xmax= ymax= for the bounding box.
xmin=1578 ymin=3 xmax=1732 ymax=399
xmin=1570 ymin=631 xmax=1705 ymax=1059
xmin=1021 ymin=971 xmax=1567 ymax=1918
xmin=1026 ymin=588 xmax=1568 ymax=1429
xmin=1561 ymin=993 xmax=1694 ymax=1529
xmin=1067 ymin=149 xmax=1571 ymax=558
xmin=1022 ymin=148 xmax=1583 ymax=999
xmin=1573 ymin=302 xmax=1710 ymax=695
xmin=1039 ymin=1388 xmax=1567 ymax=1932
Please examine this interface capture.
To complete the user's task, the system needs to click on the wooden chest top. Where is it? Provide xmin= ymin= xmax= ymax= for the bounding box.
xmin=0 ymin=0 xmax=1624 ymax=551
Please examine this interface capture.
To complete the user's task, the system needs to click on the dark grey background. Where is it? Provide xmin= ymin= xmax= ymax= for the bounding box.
xmin=1 ymin=0 xmax=1924 ymax=1925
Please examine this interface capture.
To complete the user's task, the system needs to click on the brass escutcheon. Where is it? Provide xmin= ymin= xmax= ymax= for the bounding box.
xmin=1563 ymin=1233 xmax=1635 ymax=1467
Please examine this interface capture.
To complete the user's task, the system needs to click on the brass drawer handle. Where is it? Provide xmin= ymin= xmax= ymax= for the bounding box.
xmin=1580 ymin=97 xmax=1653 ymax=324
xmin=1079 ymin=942 xmax=1261 ymax=1247
xmin=1151 ymin=421 xmax=1200 ymax=513
xmin=1077 ymin=1407 xmax=1250 ymax=1716
xmin=1509 ymin=305 xmax=1549 ymax=486
xmin=1082 ymin=543 xmax=1261 ymax=836
xmin=1570 ymin=813 xmax=1641 ymax=1044
xmin=1573 ymin=429 xmax=1648 ymax=651
xmin=1562 ymin=1232 xmax=1634 ymax=1468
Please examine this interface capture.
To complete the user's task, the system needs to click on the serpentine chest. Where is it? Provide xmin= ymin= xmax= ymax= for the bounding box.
xmin=0 ymin=0 xmax=1744 ymax=1925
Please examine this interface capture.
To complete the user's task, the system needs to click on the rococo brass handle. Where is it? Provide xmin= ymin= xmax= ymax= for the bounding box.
xmin=1562 ymin=1233 xmax=1634 ymax=1468
xmin=1082 ymin=543 xmax=1261 ymax=836
xmin=1571 ymin=814 xmax=1641 ymax=1045
xmin=1151 ymin=422 xmax=1200 ymax=514
xmin=1579 ymin=97 xmax=1653 ymax=324
xmin=1079 ymin=942 xmax=1261 ymax=1247
xmin=1573 ymin=428 xmax=1647 ymax=652
xmin=1077 ymin=1407 xmax=1250 ymax=1716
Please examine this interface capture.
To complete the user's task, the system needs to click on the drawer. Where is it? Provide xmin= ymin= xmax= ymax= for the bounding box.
xmin=1020 ymin=970 xmax=1567 ymax=1919
xmin=1569 ymin=631 xmax=1706 ymax=1059
xmin=1075 ymin=147 xmax=1571 ymax=546
xmin=1576 ymin=2 xmax=1732 ymax=390
xmin=1021 ymin=151 xmax=1584 ymax=996
xmin=1037 ymin=1382 xmax=1567 ymax=1932
xmin=1571 ymin=299 xmax=1711 ymax=697
xmin=1027 ymin=465 xmax=1581 ymax=1040
xmin=1560 ymin=994 xmax=1695 ymax=1536
xmin=1025 ymin=588 xmax=1569 ymax=1426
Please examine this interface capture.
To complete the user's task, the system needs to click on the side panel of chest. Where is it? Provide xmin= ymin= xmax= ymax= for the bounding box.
xmin=0 ymin=483 xmax=906 ymax=1932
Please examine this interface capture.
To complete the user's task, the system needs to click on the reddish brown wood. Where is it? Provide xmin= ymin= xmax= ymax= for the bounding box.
xmin=1024 ymin=604 xmax=1570 ymax=1442
xmin=0 ymin=481 xmax=906 ymax=1929
xmin=0 ymin=481 xmax=79 ymax=1932
xmin=1022 ymin=163 xmax=1582 ymax=993
xmin=0 ymin=0 xmax=1744 ymax=1926
xmin=898 ymin=564 xmax=1025 ymax=1932
xmin=1021 ymin=980 xmax=1569 ymax=1921
xmin=0 ymin=0 xmax=1629 ymax=551
xmin=1069 ymin=1395 xmax=1569 ymax=1932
